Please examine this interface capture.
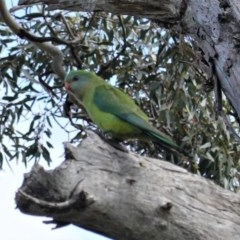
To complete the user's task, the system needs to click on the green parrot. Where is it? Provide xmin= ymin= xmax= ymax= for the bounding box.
xmin=64 ymin=70 xmax=182 ymax=153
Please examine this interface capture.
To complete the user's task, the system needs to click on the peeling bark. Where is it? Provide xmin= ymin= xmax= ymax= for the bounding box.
xmin=16 ymin=131 xmax=240 ymax=240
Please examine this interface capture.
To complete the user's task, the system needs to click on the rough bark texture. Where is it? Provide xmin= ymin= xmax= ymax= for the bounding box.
xmin=16 ymin=131 xmax=240 ymax=240
xmin=18 ymin=0 xmax=240 ymax=123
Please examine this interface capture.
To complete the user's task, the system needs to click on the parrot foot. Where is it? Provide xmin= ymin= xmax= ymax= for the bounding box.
xmin=93 ymin=129 xmax=129 ymax=153
xmin=106 ymin=139 xmax=129 ymax=153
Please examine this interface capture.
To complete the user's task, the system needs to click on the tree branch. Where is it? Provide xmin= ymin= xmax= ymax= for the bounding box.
xmin=15 ymin=131 xmax=240 ymax=240
xmin=0 ymin=0 xmax=66 ymax=80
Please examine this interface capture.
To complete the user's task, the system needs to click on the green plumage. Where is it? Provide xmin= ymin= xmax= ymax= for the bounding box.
xmin=65 ymin=70 xmax=181 ymax=152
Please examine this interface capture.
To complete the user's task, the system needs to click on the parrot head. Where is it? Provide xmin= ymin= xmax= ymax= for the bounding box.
xmin=65 ymin=70 xmax=88 ymax=91
xmin=64 ymin=70 xmax=98 ymax=97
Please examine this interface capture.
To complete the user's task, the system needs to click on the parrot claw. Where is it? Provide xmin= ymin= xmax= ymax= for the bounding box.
xmin=106 ymin=139 xmax=129 ymax=153
xmin=93 ymin=129 xmax=129 ymax=153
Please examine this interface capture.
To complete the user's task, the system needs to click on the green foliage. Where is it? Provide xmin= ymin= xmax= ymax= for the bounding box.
xmin=0 ymin=6 xmax=239 ymax=190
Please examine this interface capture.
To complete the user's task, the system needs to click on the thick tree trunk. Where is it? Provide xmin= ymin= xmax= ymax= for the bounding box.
xmin=18 ymin=0 xmax=240 ymax=123
xmin=16 ymin=131 xmax=240 ymax=240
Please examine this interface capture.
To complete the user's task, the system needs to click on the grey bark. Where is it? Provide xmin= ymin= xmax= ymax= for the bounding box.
xmin=17 ymin=0 xmax=240 ymax=125
xmin=16 ymin=131 xmax=240 ymax=240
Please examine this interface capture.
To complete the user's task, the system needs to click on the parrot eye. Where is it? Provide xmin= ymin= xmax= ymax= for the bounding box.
xmin=72 ymin=76 xmax=79 ymax=82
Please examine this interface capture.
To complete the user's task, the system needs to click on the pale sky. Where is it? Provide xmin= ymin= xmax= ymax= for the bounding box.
xmin=0 ymin=1 xmax=110 ymax=239
xmin=0 ymin=162 xmax=109 ymax=240
xmin=0 ymin=120 xmax=109 ymax=240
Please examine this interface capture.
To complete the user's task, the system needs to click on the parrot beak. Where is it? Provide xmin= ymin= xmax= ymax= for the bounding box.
xmin=65 ymin=82 xmax=71 ymax=91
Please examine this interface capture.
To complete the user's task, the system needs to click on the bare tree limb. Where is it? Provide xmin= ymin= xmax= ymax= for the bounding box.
xmin=15 ymin=131 xmax=240 ymax=240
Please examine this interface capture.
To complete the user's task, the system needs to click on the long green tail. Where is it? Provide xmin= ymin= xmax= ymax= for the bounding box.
xmin=145 ymin=130 xmax=183 ymax=153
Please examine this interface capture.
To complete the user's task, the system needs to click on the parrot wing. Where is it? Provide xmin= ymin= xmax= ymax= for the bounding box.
xmin=93 ymin=85 xmax=180 ymax=150
xmin=94 ymin=84 xmax=147 ymax=119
